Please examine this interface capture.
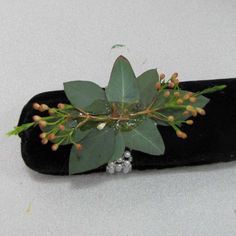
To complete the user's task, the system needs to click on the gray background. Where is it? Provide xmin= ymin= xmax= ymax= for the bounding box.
xmin=1 ymin=1 xmax=236 ymax=235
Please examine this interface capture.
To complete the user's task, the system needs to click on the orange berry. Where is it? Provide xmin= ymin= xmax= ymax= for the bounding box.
xmin=183 ymin=94 xmax=190 ymax=100
xmin=159 ymin=73 xmax=165 ymax=80
xmin=174 ymin=91 xmax=180 ymax=97
xmin=33 ymin=115 xmax=41 ymax=122
xmin=167 ymin=116 xmax=175 ymax=122
xmin=176 ymin=99 xmax=184 ymax=105
xmin=176 ymin=130 xmax=187 ymax=139
xmin=155 ymin=82 xmax=161 ymax=90
xmin=48 ymin=109 xmax=55 ymax=115
xmin=164 ymin=90 xmax=170 ymax=97
xmin=39 ymin=133 xmax=47 ymax=139
xmin=39 ymin=120 xmax=47 ymax=128
xmin=196 ymin=107 xmax=206 ymax=115
xmin=48 ymin=133 xmax=56 ymax=141
xmin=168 ymin=82 xmax=175 ymax=89
xmin=176 ymin=130 xmax=183 ymax=138
xmin=171 ymin=72 xmax=178 ymax=79
xmin=182 ymin=110 xmax=190 ymax=116
xmin=181 ymin=132 xmax=188 ymax=139
xmin=51 ymin=144 xmax=59 ymax=151
xmin=75 ymin=143 xmax=82 ymax=151
xmin=41 ymin=104 xmax=49 ymax=111
xmin=58 ymin=124 xmax=65 ymax=131
xmin=188 ymin=92 xmax=193 ymax=97
xmin=189 ymin=97 xmax=197 ymax=103
xmin=32 ymin=103 xmax=40 ymax=110
xmin=186 ymin=105 xmax=194 ymax=112
xmin=191 ymin=110 xmax=198 ymax=117
xmin=57 ymin=103 xmax=65 ymax=109
xmin=186 ymin=120 xmax=194 ymax=125
xmin=41 ymin=138 xmax=48 ymax=145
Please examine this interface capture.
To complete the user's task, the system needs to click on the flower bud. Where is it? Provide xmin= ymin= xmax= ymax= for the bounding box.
xmin=189 ymin=96 xmax=197 ymax=103
xmin=181 ymin=132 xmax=187 ymax=139
xmin=176 ymin=130 xmax=183 ymax=138
xmin=188 ymin=92 xmax=193 ymax=97
xmin=167 ymin=116 xmax=175 ymax=122
xmin=191 ymin=110 xmax=198 ymax=117
xmin=186 ymin=120 xmax=194 ymax=125
xmin=41 ymin=138 xmax=48 ymax=145
xmin=168 ymin=82 xmax=175 ymax=89
xmin=164 ymin=90 xmax=170 ymax=97
xmin=39 ymin=132 xmax=47 ymax=139
xmin=39 ymin=120 xmax=47 ymax=128
xmin=57 ymin=103 xmax=65 ymax=109
xmin=183 ymin=94 xmax=190 ymax=100
xmin=48 ymin=109 xmax=55 ymax=115
xmin=174 ymin=91 xmax=180 ymax=97
xmin=58 ymin=124 xmax=65 ymax=131
xmin=75 ymin=143 xmax=82 ymax=151
xmin=51 ymin=144 xmax=59 ymax=151
xmin=186 ymin=105 xmax=194 ymax=112
xmin=41 ymin=104 xmax=49 ymax=111
xmin=176 ymin=99 xmax=184 ymax=105
xmin=171 ymin=72 xmax=178 ymax=79
xmin=48 ymin=133 xmax=56 ymax=141
xmin=196 ymin=107 xmax=206 ymax=115
xmin=33 ymin=115 xmax=41 ymax=122
xmin=159 ymin=73 xmax=165 ymax=80
xmin=97 ymin=122 xmax=107 ymax=130
xmin=155 ymin=82 xmax=161 ymax=90
xmin=182 ymin=110 xmax=190 ymax=116
xmin=32 ymin=103 xmax=40 ymax=110
xmin=176 ymin=130 xmax=187 ymax=139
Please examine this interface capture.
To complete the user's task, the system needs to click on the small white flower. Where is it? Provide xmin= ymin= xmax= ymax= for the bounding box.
xmin=97 ymin=122 xmax=107 ymax=130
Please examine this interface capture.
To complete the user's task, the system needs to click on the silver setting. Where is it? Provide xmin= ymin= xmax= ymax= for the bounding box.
xmin=106 ymin=150 xmax=133 ymax=174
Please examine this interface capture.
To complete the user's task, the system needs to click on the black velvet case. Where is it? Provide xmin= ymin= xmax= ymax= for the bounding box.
xmin=18 ymin=78 xmax=236 ymax=175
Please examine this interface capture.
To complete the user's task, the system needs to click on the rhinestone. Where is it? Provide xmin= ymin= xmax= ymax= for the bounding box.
xmin=122 ymin=165 xmax=130 ymax=174
xmin=124 ymin=151 xmax=131 ymax=158
xmin=108 ymin=162 xmax=115 ymax=168
xmin=123 ymin=160 xmax=131 ymax=167
xmin=116 ymin=158 xmax=123 ymax=163
xmin=106 ymin=166 xmax=115 ymax=174
xmin=115 ymin=164 xmax=123 ymax=172
xmin=126 ymin=155 xmax=133 ymax=162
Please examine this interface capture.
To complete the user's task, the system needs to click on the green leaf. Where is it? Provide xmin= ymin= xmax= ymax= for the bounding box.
xmin=105 ymin=56 xmax=140 ymax=107
xmin=69 ymin=127 xmax=115 ymax=174
xmin=197 ymin=84 xmax=227 ymax=95
xmin=122 ymin=118 xmax=165 ymax=155
xmin=137 ymin=69 xmax=159 ymax=107
xmin=109 ymin=132 xmax=125 ymax=162
xmin=72 ymin=128 xmax=93 ymax=143
xmin=64 ymin=81 xmax=111 ymax=114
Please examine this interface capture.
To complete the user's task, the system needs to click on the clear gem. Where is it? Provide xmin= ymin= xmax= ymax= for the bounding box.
xmin=115 ymin=164 xmax=123 ymax=172
xmin=124 ymin=151 xmax=131 ymax=158
xmin=106 ymin=166 xmax=115 ymax=174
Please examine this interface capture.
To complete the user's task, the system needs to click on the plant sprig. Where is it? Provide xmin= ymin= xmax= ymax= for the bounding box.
xmin=8 ymin=56 xmax=226 ymax=174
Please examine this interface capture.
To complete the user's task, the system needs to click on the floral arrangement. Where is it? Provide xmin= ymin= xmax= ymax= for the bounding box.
xmin=8 ymin=56 xmax=226 ymax=174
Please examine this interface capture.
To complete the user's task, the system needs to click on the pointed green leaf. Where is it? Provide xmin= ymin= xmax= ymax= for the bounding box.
xmin=69 ymin=127 xmax=115 ymax=174
xmin=109 ymin=132 xmax=125 ymax=162
xmin=122 ymin=118 xmax=165 ymax=155
xmin=105 ymin=56 xmax=140 ymax=106
xmin=137 ymin=69 xmax=159 ymax=107
xmin=64 ymin=81 xmax=111 ymax=114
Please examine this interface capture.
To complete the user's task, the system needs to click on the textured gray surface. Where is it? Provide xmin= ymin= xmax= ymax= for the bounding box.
xmin=0 ymin=1 xmax=236 ymax=235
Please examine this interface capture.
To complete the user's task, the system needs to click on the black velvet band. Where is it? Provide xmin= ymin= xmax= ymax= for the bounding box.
xmin=18 ymin=78 xmax=236 ymax=175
